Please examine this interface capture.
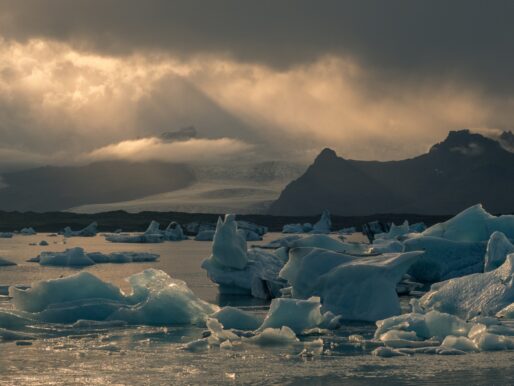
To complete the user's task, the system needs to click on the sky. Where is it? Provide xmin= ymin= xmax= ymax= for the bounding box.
xmin=0 ymin=0 xmax=514 ymax=170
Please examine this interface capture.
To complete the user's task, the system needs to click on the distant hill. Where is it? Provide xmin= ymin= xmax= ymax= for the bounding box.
xmin=0 ymin=161 xmax=195 ymax=211
xmin=269 ymin=130 xmax=514 ymax=216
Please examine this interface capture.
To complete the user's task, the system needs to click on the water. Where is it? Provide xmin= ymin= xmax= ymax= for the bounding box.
xmin=1 ymin=233 xmax=514 ymax=385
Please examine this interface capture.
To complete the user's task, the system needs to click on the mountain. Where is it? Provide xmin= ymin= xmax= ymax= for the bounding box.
xmin=269 ymin=130 xmax=514 ymax=216
xmin=0 ymin=161 xmax=195 ymax=212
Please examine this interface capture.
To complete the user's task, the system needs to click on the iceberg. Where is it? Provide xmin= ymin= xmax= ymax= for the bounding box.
xmin=280 ymin=248 xmax=422 ymax=321
xmin=106 ymin=220 xmax=187 ymax=243
xmin=212 ymin=306 xmax=263 ymax=330
xmin=311 ymin=209 xmax=332 ymax=234
xmin=20 ymin=227 xmax=36 ymax=235
xmin=417 ymin=255 xmax=514 ymax=319
xmin=30 ymin=247 xmax=159 ymax=266
xmin=373 ymin=309 xmax=514 ymax=354
xmin=247 ymin=326 xmax=299 ymax=346
xmin=210 ymin=215 xmax=248 ymax=270
xmin=288 ymin=234 xmax=368 ymax=255
xmin=282 ymin=223 xmax=305 ymax=234
xmin=0 ymin=257 xmax=16 ymax=266
xmin=422 ymin=204 xmax=514 ymax=242
xmin=0 ymin=232 xmax=13 ymax=238
xmin=62 ymin=222 xmax=98 ymax=237
xmin=374 ymin=220 xmax=410 ymax=240
xmin=195 ymin=230 xmax=216 ymax=241
xmin=258 ymin=297 xmax=324 ymax=334
xmin=403 ymin=236 xmax=486 ymax=282
xmin=484 ymin=231 xmax=514 ymax=272
xmin=163 ymin=221 xmax=188 ymax=241
xmin=202 ymin=214 xmax=286 ymax=298
xmin=9 ymin=269 xmax=219 ymax=326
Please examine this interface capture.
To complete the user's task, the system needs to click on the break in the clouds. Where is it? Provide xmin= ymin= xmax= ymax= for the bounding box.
xmin=85 ymin=137 xmax=253 ymax=164
xmin=0 ymin=1 xmax=514 ymax=168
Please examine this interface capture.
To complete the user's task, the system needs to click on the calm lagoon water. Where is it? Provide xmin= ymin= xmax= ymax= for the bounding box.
xmin=1 ymin=233 xmax=514 ymax=385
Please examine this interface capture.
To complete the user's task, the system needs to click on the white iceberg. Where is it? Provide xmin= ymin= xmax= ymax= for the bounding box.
xmin=210 ymin=214 xmax=248 ymax=270
xmin=62 ymin=222 xmax=98 ymax=237
xmin=288 ymin=234 xmax=368 ymax=255
xmin=258 ymin=297 xmax=324 ymax=334
xmin=247 ymin=326 xmax=299 ymax=346
xmin=311 ymin=209 xmax=332 ymax=234
xmin=202 ymin=214 xmax=286 ymax=298
xmin=20 ymin=227 xmax=36 ymax=235
xmin=163 ymin=221 xmax=188 ymax=241
xmin=374 ymin=220 xmax=410 ymax=240
xmin=416 ymin=254 xmax=514 ymax=319
xmin=9 ymin=269 xmax=218 ymax=325
xmin=212 ymin=306 xmax=263 ymax=330
xmin=484 ymin=231 xmax=514 ymax=272
xmin=422 ymin=204 xmax=514 ymax=242
xmin=30 ymin=247 xmax=159 ymax=266
xmin=280 ymin=248 xmax=422 ymax=321
xmin=403 ymin=236 xmax=486 ymax=282
xmin=373 ymin=309 xmax=514 ymax=354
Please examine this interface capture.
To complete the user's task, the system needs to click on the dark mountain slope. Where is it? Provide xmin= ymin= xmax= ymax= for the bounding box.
xmin=0 ymin=161 xmax=195 ymax=211
xmin=270 ymin=130 xmax=514 ymax=215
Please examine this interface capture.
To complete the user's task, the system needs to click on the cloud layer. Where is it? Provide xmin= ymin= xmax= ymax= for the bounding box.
xmin=0 ymin=2 xmax=514 ymax=169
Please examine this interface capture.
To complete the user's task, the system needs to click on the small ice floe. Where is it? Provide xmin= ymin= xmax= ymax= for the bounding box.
xmin=19 ymin=227 xmax=36 ymax=236
xmin=28 ymin=247 xmax=159 ymax=267
xmin=106 ymin=221 xmax=187 ymax=243
xmin=0 ymin=257 xmax=16 ymax=266
xmin=61 ymin=222 xmax=98 ymax=237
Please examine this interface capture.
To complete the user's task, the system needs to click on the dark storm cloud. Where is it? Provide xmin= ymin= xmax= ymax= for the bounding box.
xmin=1 ymin=0 xmax=514 ymax=93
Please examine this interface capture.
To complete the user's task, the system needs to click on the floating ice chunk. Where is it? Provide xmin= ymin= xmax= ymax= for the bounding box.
xmin=279 ymin=248 xmax=356 ymax=298
xmin=370 ymin=239 xmax=405 ymax=254
xmin=496 ymin=303 xmax=514 ymax=319
xmin=375 ymin=221 xmax=410 ymax=241
xmin=291 ymin=234 xmax=368 ymax=255
xmin=311 ymin=209 xmax=332 ymax=234
xmin=164 ymin=222 xmax=188 ymax=241
xmin=484 ymin=231 xmax=514 ymax=272
xmin=184 ymin=337 xmax=210 ymax=352
xmin=418 ymin=255 xmax=514 ymax=319
xmin=211 ymin=215 xmax=248 ymax=269
xmin=38 ymin=247 xmax=96 ymax=267
xmin=440 ymin=336 xmax=478 ymax=352
xmin=19 ymin=227 xmax=36 ymax=235
xmin=247 ymin=326 xmax=299 ymax=346
xmin=202 ymin=248 xmax=286 ymax=299
xmin=195 ymin=230 xmax=215 ymax=241
xmin=281 ymin=248 xmax=422 ymax=321
xmin=0 ymin=232 xmax=13 ymax=238
xmin=206 ymin=318 xmax=239 ymax=344
xmin=111 ymin=270 xmax=218 ymax=325
xmin=10 ymin=269 xmax=218 ymax=326
xmin=318 ymin=252 xmax=423 ymax=321
xmin=259 ymin=235 xmax=303 ymax=249
xmin=213 ymin=307 xmax=263 ymax=330
xmin=282 ymin=223 xmax=304 ymax=234
xmin=87 ymin=251 xmax=159 ymax=264
xmin=10 ymin=271 xmax=125 ymax=313
xmin=410 ymin=222 xmax=427 ymax=233
xmin=372 ymin=346 xmax=406 ymax=357
xmin=0 ymin=257 xmax=16 ymax=266
xmin=258 ymin=297 xmax=323 ymax=334
xmin=39 ymin=240 xmax=49 ymax=246
xmin=339 ymin=227 xmax=357 ymax=235
xmin=472 ymin=332 xmax=514 ymax=351
xmin=62 ymin=222 xmax=98 ymax=237
xmin=422 ymin=204 xmax=514 ymax=242
xmin=236 ymin=220 xmax=268 ymax=237
xmin=404 ymin=236 xmax=486 ymax=282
